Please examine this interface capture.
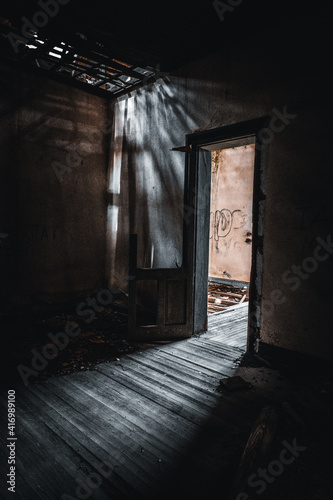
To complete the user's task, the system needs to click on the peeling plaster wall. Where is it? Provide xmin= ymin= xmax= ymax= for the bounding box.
xmin=106 ymin=87 xmax=186 ymax=305
xmin=0 ymin=66 xmax=108 ymax=313
xmin=209 ymin=145 xmax=255 ymax=283
xmin=108 ymin=18 xmax=333 ymax=360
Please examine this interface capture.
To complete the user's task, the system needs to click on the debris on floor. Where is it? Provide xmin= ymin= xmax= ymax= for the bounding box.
xmin=208 ymin=281 xmax=249 ymax=314
xmin=218 ymin=375 xmax=252 ymax=392
xmin=230 ymin=404 xmax=279 ymax=497
xmin=1 ymin=293 xmax=137 ymax=384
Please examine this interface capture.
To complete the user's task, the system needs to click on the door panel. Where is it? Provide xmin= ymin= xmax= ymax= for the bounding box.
xmin=193 ymin=148 xmax=212 ymax=334
xmin=128 ymin=234 xmax=191 ymax=340
xmin=128 ymin=148 xmax=212 ymax=341
xmin=165 ymin=280 xmax=187 ymax=325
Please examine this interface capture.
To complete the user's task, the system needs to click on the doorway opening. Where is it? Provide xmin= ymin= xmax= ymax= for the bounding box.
xmin=207 ymin=141 xmax=255 ymax=323
xmin=128 ymin=118 xmax=266 ymax=345
xmin=187 ymin=118 xmax=267 ymax=351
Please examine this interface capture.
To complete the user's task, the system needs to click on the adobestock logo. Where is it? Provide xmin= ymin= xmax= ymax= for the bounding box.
xmin=8 ymin=0 xmax=71 ymax=54
xmin=61 ymin=460 xmax=113 ymax=500
xmin=249 ymin=233 xmax=333 ymax=329
xmin=17 ymin=283 xmax=125 ymax=386
xmin=282 ymin=234 xmax=333 ymax=291
xmin=236 ymin=438 xmax=307 ymax=499
xmin=255 ymin=107 xmax=297 ymax=151
xmin=213 ymin=0 xmax=244 ymax=23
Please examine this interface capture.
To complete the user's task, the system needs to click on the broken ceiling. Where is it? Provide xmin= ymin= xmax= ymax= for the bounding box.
xmin=0 ymin=0 xmax=311 ymax=98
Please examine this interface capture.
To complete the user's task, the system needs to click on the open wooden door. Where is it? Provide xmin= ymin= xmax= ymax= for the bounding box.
xmin=192 ymin=148 xmax=212 ymax=334
xmin=128 ymin=147 xmax=211 ymax=341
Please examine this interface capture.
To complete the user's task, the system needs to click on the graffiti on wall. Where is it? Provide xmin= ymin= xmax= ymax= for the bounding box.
xmin=210 ymin=208 xmax=248 ymax=241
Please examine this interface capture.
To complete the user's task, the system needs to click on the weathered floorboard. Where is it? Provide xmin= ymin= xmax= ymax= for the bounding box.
xmin=0 ymin=309 xmax=251 ymax=499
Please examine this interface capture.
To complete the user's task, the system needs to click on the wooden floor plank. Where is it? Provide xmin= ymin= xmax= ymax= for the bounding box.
xmin=97 ymin=362 xmax=216 ymax=426
xmin=49 ymin=371 xmax=194 ymax=454
xmin=189 ymin=338 xmax=245 ymax=359
xmin=97 ymin=360 xmax=251 ymax=433
xmin=71 ymin=369 xmax=199 ymax=440
xmin=110 ymin=353 xmax=221 ymax=404
xmin=0 ymin=306 xmax=255 ymax=499
xmin=137 ymin=348 xmax=224 ymax=382
xmin=151 ymin=341 xmax=239 ymax=372
xmin=207 ymin=302 xmax=248 ymax=348
xmin=125 ymin=350 xmax=221 ymax=393
xmin=17 ymin=401 xmax=91 ymax=500
xmin=158 ymin=340 xmax=241 ymax=370
xmin=24 ymin=383 xmax=161 ymax=498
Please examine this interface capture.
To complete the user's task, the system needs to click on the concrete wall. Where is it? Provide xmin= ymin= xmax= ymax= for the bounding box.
xmin=0 ymin=66 xmax=108 ymax=313
xmin=108 ymin=16 xmax=333 ymax=361
xmin=209 ymin=145 xmax=255 ymax=282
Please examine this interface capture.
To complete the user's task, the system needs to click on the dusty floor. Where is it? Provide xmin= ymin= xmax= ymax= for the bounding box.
xmin=2 ymin=327 xmax=333 ymax=499
xmin=1 ymin=292 xmax=139 ymax=386
xmin=2 ymin=283 xmax=249 ymax=386
xmin=1 ymin=295 xmax=333 ymax=499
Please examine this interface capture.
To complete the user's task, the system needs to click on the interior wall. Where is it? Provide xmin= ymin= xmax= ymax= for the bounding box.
xmin=108 ymin=14 xmax=333 ymax=361
xmin=0 ymin=65 xmax=108 ymax=313
xmin=209 ymin=145 xmax=255 ymax=283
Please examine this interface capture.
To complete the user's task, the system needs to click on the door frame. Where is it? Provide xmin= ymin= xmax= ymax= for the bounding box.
xmin=185 ymin=117 xmax=269 ymax=352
